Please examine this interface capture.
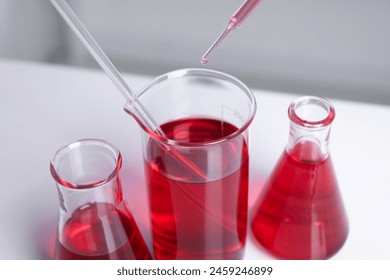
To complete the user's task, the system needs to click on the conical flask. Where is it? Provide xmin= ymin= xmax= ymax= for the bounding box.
xmin=251 ymin=96 xmax=349 ymax=259
xmin=50 ymin=139 xmax=152 ymax=260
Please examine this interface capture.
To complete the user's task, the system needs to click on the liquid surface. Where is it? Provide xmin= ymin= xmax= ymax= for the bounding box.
xmin=55 ymin=203 xmax=152 ymax=260
xmin=251 ymin=142 xmax=349 ymax=259
xmin=145 ymin=118 xmax=249 ymax=259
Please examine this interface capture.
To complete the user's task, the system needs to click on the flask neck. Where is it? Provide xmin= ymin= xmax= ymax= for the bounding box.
xmin=55 ymin=177 xmax=123 ymax=216
xmin=50 ymin=139 xmax=124 ymax=216
xmin=286 ymin=96 xmax=335 ymax=163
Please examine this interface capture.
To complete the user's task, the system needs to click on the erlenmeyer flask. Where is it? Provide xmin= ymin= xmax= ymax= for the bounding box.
xmin=251 ymin=96 xmax=349 ymax=259
xmin=50 ymin=139 xmax=152 ymax=260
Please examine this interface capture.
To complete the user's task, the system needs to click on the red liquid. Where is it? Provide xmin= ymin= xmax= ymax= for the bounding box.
xmin=251 ymin=142 xmax=349 ymax=259
xmin=145 ymin=118 xmax=249 ymax=259
xmin=55 ymin=203 xmax=152 ymax=260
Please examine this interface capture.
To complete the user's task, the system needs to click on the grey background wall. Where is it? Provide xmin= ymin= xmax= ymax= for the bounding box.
xmin=1 ymin=0 xmax=389 ymax=105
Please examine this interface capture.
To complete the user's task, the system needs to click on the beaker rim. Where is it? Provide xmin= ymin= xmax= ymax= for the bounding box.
xmin=126 ymin=68 xmax=257 ymax=147
xmin=50 ymin=138 xmax=122 ymax=189
xmin=288 ymin=96 xmax=335 ymax=129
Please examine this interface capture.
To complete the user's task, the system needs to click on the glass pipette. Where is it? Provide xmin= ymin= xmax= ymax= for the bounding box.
xmin=201 ymin=0 xmax=262 ymax=64
xmin=50 ymin=0 xmax=207 ymax=180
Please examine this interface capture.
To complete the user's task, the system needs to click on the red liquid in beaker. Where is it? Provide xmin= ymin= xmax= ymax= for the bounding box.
xmin=55 ymin=203 xmax=152 ymax=260
xmin=251 ymin=142 xmax=349 ymax=259
xmin=145 ymin=118 xmax=248 ymax=259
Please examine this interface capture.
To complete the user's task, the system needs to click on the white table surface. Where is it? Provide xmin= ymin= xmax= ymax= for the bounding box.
xmin=1 ymin=58 xmax=389 ymax=260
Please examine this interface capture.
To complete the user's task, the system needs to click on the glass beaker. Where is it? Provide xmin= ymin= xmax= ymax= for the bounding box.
xmin=50 ymin=139 xmax=152 ymax=260
xmin=125 ymin=69 xmax=256 ymax=260
xmin=251 ymin=96 xmax=349 ymax=259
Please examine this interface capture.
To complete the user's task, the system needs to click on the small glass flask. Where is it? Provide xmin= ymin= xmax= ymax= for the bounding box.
xmin=50 ymin=139 xmax=152 ymax=260
xmin=251 ymin=96 xmax=349 ymax=259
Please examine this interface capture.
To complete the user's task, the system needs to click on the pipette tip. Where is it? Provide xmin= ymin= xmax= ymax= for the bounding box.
xmin=200 ymin=26 xmax=231 ymax=65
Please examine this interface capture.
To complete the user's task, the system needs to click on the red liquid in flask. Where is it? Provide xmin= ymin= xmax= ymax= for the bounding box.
xmin=251 ymin=141 xmax=349 ymax=259
xmin=145 ymin=118 xmax=248 ymax=259
xmin=55 ymin=203 xmax=152 ymax=260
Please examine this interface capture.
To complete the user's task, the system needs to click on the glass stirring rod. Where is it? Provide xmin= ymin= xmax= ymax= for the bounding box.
xmin=201 ymin=0 xmax=262 ymax=64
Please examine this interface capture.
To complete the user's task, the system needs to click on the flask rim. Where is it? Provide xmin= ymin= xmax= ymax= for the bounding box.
xmin=50 ymin=139 xmax=122 ymax=189
xmin=288 ymin=96 xmax=335 ymax=129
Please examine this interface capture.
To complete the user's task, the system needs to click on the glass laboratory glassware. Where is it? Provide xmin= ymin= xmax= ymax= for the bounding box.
xmin=125 ymin=68 xmax=256 ymax=260
xmin=251 ymin=96 xmax=349 ymax=259
xmin=50 ymin=139 xmax=152 ymax=260
xmin=201 ymin=0 xmax=262 ymax=64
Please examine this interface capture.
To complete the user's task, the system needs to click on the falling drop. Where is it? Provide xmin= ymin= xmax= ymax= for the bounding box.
xmin=200 ymin=57 xmax=208 ymax=65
